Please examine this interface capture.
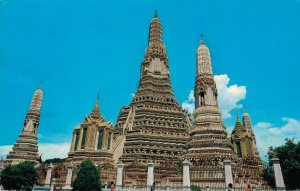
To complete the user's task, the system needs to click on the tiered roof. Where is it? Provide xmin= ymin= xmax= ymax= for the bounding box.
xmin=115 ymin=11 xmax=191 ymax=186
xmin=5 ymin=84 xmax=43 ymax=165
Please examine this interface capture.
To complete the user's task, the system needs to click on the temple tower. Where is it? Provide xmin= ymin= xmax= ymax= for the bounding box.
xmin=185 ymin=38 xmax=236 ymax=187
xmin=114 ymin=11 xmax=191 ymax=186
xmin=242 ymin=110 xmax=260 ymax=158
xmin=231 ymin=111 xmax=260 ymax=160
xmin=67 ymin=95 xmax=115 ymax=183
xmin=5 ymin=83 xmax=43 ymax=165
xmin=231 ymin=111 xmax=265 ymax=185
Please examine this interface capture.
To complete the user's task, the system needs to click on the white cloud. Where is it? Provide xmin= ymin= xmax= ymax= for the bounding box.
xmin=254 ymin=122 xmax=272 ymax=129
xmin=130 ymin=93 xmax=135 ymax=97
xmin=38 ymin=143 xmax=70 ymax=160
xmin=0 ymin=145 xmax=12 ymax=159
xmin=181 ymin=74 xmax=246 ymax=119
xmin=182 ymin=90 xmax=195 ymax=114
xmin=254 ymin=117 xmax=300 ymax=161
xmin=0 ymin=143 xmax=70 ymax=161
xmin=214 ymin=74 xmax=246 ymax=118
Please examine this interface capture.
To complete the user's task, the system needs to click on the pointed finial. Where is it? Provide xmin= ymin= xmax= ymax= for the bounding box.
xmin=244 ymin=105 xmax=247 ymax=113
xmin=39 ymin=81 xmax=43 ymax=89
xmin=91 ymin=89 xmax=101 ymax=117
xmin=154 ymin=10 xmax=158 ymax=18
xmin=235 ymin=104 xmax=240 ymax=119
xmin=94 ymin=88 xmax=100 ymax=109
xmin=97 ymin=88 xmax=100 ymax=102
xmin=200 ymin=34 xmax=205 ymax=45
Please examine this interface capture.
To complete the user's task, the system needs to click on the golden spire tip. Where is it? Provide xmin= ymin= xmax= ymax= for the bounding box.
xmin=154 ymin=10 xmax=158 ymax=18
xmin=236 ymin=104 xmax=239 ymax=119
xmin=200 ymin=33 xmax=205 ymax=45
xmin=96 ymin=88 xmax=100 ymax=103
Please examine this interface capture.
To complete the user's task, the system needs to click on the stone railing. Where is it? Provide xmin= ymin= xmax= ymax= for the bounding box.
xmin=102 ymin=187 xmax=290 ymax=191
xmin=33 ymin=157 xmax=288 ymax=191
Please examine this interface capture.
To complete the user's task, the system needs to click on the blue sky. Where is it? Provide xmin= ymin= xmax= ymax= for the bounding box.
xmin=0 ymin=0 xmax=299 ymax=161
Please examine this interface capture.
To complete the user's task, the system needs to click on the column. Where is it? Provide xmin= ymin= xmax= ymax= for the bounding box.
xmin=63 ymin=164 xmax=74 ymax=189
xmin=223 ymin=160 xmax=233 ymax=190
xmin=271 ymin=157 xmax=286 ymax=190
xmin=45 ymin=164 xmax=53 ymax=186
xmin=182 ymin=159 xmax=191 ymax=191
xmin=116 ymin=161 xmax=124 ymax=191
xmin=104 ymin=182 xmax=108 ymax=191
xmin=147 ymin=161 xmax=154 ymax=190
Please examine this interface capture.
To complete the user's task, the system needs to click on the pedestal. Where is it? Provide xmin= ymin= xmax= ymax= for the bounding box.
xmin=147 ymin=161 xmax=155 ymax=190
xmin=116 ymin=161 xmax=124 ymax=191
xmin=45 ymin=164 xmax=53 ymax=186
xmin=223 ymin=160 xmax=233 ymax=189
xmin=62 ymin=164 xmax=73 ymax=190
xmin=182 ymin=159 xmax=191 ymax=191
xmin=104 ymin=182 xmax=108 ymax=191
xmin=271 ymin=157 xmax=286 ymax=190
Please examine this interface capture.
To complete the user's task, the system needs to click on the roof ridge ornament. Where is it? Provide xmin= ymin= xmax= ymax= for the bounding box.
xmin=244 ymin=106 xmax=247 ymax=113
xmin=91 ymin=89 xmax=102 ymax=118
xmin=97 ymin=88 xmax=100 ymax=104
xmin=235 ymin=104 xmax=240 ymax=120
xmin=200 ymin=33 xmax=205 ymax=45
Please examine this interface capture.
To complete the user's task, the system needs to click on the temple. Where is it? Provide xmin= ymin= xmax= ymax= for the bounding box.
xmin=184 ymin=38 xmax=266 ymax=187
xmin=185 ymin=37 xmax=236 ymax=187
xmin=231 ymin=110 xmax=260 ymax=160
xmin=5 ymin=83 xmax=43 ymax=165
xmin=67 ymin=95 xmax=115 ymax=183
xmin=3 ymin=11 xmax=272 ymax=189
xmin=230 ymin=111 xmax=264 ymax=186
xmin=113 ymin=11 xmax=191 ymax=186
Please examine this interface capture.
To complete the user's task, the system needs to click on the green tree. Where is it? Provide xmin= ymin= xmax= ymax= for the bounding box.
xmin=267 ymin=138 xmax=300 ymax=189
xmin=44 ymin=158 xmax=66 ymax=164
xmin=262 ymin=167 xmax=275 ymax=188
xmin=0 ymin=161 xmax=37 ymax=191
xmin=72 ymin=160 xmax=101 ymax=191
xmin=191 ymin=185 xmax=201 ymax=191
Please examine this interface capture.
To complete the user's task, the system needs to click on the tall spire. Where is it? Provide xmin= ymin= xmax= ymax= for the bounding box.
xmin=196 ymin=35 xmax=212 ymax=76
xmin=24 ymin=83 xmax=43 ymax=133
xmin=186 ymin=37 xmax=234 ymax=169
xmin=115 ymin=12 xmax=191 ymax=184
xmin=28 ymin=84 xmax=43 ymax=113
xmin=91 ymin=90 xmax=101 ymax=118
xmin=5 ymin=83 xmax=44 ymax=165
xmin=234 ymin=111 xmax=244 ymax=130
xmin=148 ymin=10 xmax=162 ymax=45
xmin=242 ymin=109 xmax=253 ymax=129
xmin=141 ymin=10 xmax=169 ymax=77
xmin=194 ymin=36 xmax=218 ymax=108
